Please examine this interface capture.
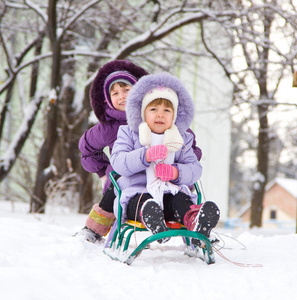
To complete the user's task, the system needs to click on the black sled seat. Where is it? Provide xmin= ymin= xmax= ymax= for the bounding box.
xmin=103 ymin=171 xmax=215 ymax=265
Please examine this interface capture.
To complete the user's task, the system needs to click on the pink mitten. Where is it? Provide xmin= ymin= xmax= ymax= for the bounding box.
xmin=155 ymin=164 xmax=178 ymax=181
xmin=146 ymin=145 xmax=168 ymax=162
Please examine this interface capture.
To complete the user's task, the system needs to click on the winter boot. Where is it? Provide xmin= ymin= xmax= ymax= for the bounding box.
xmin=140 ymin=199 xmax=170 ymax=244
xmin=76 ymin=226 xmax=103 ymax=243
xmin=80 ymin=203 xmax=115 ymax=243
xmin=184 ymin=201 xmax=220 ymax=247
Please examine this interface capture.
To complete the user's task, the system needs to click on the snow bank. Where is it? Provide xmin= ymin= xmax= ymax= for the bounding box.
xmin=0 ymin=201 xmax=296 ymax=300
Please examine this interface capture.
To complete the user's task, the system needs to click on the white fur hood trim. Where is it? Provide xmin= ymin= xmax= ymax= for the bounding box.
xmin=139 ymin=122 xmax=183 ymax=152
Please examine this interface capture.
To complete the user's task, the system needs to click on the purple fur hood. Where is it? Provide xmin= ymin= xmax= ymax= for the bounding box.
xmin=126 ymin=72 xmax=195 ymax=135
xmin=90 ymin=60 xmax=148 ymax=123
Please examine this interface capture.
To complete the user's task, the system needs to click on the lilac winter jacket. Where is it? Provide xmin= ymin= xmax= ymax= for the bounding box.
xmin=110 ymin=126 xmax=202 ymax=220
xmin=110 ymin=72 xmax=203 ymax=220
xmin=79 ymin=121 xmax=202 ymax=194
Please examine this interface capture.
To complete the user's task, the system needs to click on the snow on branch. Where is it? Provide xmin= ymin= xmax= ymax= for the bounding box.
xmin=24 ymin=0 xmax=48 ymax=24
xmin=0 ymin=53 xmax=52 ymax=95
xmin=113 ymin=12 xmax=209 ymax=59
xmin=5 ymin=2 xmax=28 ymax=9
xmin=0 ymin=96 xmax=43 ymax=181
xmin=113 ymin=8 xmax=238 ymax=60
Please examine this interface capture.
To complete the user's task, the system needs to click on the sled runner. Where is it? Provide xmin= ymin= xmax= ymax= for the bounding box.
xmin=103 ymin=171 xmax=215 ymax=265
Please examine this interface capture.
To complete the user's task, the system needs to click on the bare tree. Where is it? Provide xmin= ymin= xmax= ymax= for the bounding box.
xmin=0 ymin=2 xmax=46 ymax=181
xmin=1 ymin=0 xmax=238 ymax=212
xmin=200 ymin=0 xmax=297 ymax=227
xmin=1 ymin=0 xmax=296 ymax=221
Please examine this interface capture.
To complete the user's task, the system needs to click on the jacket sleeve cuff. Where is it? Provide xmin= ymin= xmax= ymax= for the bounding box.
xmin=170 ymin=163 xmax=180 ymax=184
xmin=142 ymin=148 xmax=150 ymax=167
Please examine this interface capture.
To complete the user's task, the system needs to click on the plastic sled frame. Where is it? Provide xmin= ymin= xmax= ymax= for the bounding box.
xmin=103 ymin=171 xmax=215 ymax=265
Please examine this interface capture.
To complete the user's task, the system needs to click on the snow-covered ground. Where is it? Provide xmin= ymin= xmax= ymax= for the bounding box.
xmin=1 ymin=200 xmax=296 ymax=300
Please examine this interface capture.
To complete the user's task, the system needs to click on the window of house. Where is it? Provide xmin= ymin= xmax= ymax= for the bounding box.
xmin=270 ymin=210 xmax=277 ymax=220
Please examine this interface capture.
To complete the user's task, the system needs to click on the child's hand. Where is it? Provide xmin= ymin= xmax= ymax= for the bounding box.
xmin=155 ymin=164 xmax=178 ymax=181
xmin=146 ymin=145 xmax=168 ymax=162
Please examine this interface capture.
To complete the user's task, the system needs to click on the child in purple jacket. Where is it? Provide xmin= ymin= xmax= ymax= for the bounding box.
xmin=110 ymin=73 xmax=220 ymax=245
xmin=78 ymin=60 xmax=148 ymax=242
xmin=78 ymin=60 xmax=203 ymax=243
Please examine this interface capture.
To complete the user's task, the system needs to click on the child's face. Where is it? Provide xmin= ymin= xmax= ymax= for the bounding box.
xmin=144 ymin=103 xmax=174 ymax=134
xmin=110 ymin=82 xmax=131 ymax=111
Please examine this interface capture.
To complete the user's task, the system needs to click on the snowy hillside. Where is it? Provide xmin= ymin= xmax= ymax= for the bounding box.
xmin=0 ymin=201 xmax=296 ymax=300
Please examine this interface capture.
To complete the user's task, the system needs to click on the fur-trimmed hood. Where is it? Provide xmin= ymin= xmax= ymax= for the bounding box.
xmin=126 ymin=72 xmax=195 ymax=135
xmin=90 ymin=60 xmax=148 ymax=123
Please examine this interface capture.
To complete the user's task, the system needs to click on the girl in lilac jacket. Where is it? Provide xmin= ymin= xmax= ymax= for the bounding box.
xmin=110 ymin=73 xmax=220 ymax=246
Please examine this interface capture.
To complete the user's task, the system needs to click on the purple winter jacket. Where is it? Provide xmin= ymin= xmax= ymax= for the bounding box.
xmin=79 ymin=119 xmax=126 ymax=186
xmin=78 ymin=60 xmax=148 ymax=193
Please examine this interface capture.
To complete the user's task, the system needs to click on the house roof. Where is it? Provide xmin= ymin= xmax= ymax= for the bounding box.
xmin=233 ymin=177 xmax=297 ymax=220
xmin=266 ymin=177 xmax=297 ymax=198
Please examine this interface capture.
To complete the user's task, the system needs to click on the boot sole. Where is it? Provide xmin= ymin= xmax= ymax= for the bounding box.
xmin=141 ymin=200 xmax=170 ymax=244
xmin=192 ymin=201 xmax=220 ymax=246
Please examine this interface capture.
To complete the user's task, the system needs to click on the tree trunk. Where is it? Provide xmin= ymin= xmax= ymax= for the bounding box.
xmin=77 ymin=86 xmax=94 ymax=213
xmin=30 ymin=0 xmax=60 ymax=213
xmin=0 ymin=83 xmax=13 ymax=144
xmin=53 ymin=33 xmax=77 ymax=177
xmin=78 ymin=167 xmax=94 ymax=214
xmin=30 ymin=93 xmax=59 ymax=213
xmin=250 ymin=104 xmax=269 ymax=227
xmin=249 ymin=10 xmax=272 ymax=228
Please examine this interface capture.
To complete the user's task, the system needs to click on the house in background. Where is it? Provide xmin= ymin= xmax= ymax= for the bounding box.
xmin=228 ymin=177 xmax=297 ymax=228
xmin=262 ymin=178 xmax=297 ymax=225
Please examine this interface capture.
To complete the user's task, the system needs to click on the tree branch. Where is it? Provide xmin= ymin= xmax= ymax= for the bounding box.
xmin=58 ymin=0 xmax=102 ymax=41
xmin=0 ymin=50 xmax=111 ymax=95
xmin=113 ymin=12 xmax=208 ymax=59
xmin=0 ymin=96 xmax=43 ymax=182
xmin=0 ymin=4 xmax=14 ymax=75
xmin=24 ymin=0 xmax=48 ymax=24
